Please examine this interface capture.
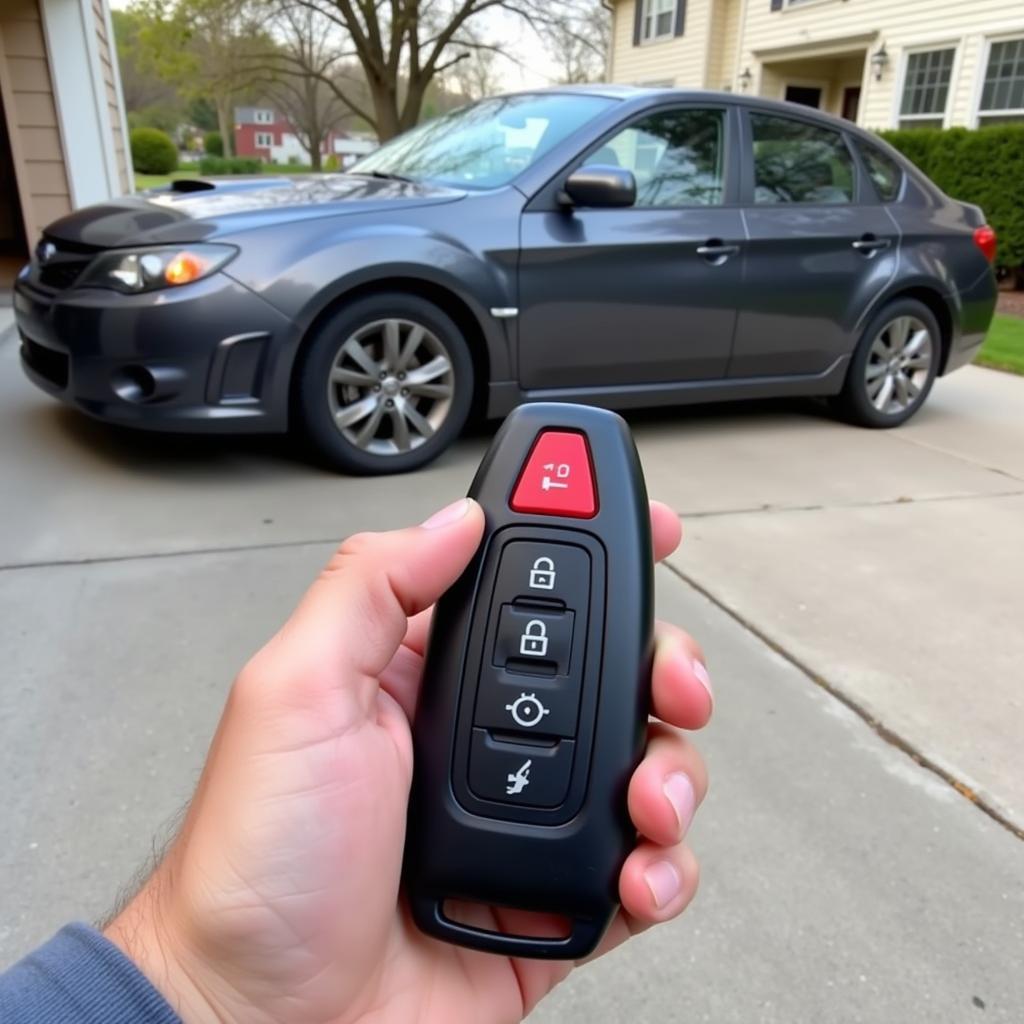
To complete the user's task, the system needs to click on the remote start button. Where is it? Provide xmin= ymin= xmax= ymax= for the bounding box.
xmin=510 ymin=431 xmax=597 ymax=518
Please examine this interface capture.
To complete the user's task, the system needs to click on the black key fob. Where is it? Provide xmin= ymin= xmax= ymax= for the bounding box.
xmin=405 ymin=402 xmax=653 ymax=959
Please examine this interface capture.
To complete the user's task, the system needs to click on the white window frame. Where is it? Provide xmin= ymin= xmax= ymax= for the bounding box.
xmin=254 ymin=131 xmax=274 ymax=148
xmin=640 ymin=0 xmax=675 ymax=45
xmin=974 ymin=33 xmax=1024 ymax=126
xmin=893 ymin=43 xmax=959 ymax=130
xmin=255 ymin=110 xmax=274 ymax=124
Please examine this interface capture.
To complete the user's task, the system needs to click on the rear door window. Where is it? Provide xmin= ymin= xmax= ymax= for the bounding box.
xmin=749 ymin=112 xmax=855 ymax=204
xmin=855 ymin=141 xmax=904 ymax=202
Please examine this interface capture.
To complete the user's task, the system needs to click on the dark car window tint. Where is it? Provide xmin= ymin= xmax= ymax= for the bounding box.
xmin=856 ymin=142 xmax=903 ymax=202
xmin=750 ymin=113 xmax=855 ymax=205
xmin=596 ymin=109 xmax=725 ymax=207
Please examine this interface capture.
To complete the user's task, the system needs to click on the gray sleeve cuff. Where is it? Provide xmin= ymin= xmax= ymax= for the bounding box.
xmin=0 ymin=922 xmax=182 ymax=1023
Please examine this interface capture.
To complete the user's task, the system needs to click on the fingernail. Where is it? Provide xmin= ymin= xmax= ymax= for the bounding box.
xmin=644 ymin=860 xmax=681 ymax=909
xmin=692 ymin=659 xmax=713 ymax=708
xmin=663 ymin=772 xmax=696 ymax=840
xmin=421 ymin=498 xmax=471 ymax=529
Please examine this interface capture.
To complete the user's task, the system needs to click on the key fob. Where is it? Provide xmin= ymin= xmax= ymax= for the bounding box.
xmin=405 ymin=402 xmax=654 ymax=959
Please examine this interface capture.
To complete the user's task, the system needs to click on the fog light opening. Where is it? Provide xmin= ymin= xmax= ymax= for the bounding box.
xmin=111 ymin=365 xmax=157 ymax=403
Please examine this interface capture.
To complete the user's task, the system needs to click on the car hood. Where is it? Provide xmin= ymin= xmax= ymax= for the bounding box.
xmin=41 ymin=174 xmax=467 ymax=249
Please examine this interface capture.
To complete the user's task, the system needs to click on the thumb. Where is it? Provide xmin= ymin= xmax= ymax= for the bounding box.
xmin=267 ymin=497 xmax=485 ymax=687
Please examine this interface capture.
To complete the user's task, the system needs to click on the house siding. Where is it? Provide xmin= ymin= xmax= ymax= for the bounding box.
xmin=0 ymin=0 xmax=72 ymax=245
xmin=611 ymin=0 xmax=1024 ymax=128
xmin=612 ymin=1 xmax=712 ymax=87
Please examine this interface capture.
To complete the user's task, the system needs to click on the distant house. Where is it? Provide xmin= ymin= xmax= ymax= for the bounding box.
xmin=233 ymin=106 xmax=377 ymax=166
xmin=0 ymin=0 xmax=130 ymax=273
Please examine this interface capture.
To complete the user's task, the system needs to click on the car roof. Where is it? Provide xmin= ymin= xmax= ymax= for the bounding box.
xmin=508 ymin=83 xmax=881 ymax=142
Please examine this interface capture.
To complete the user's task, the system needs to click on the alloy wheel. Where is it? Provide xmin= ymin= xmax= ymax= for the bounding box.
xmin=327 ymin=318 xmax=455 ymax=455
xmin=864 ymin=315 xmax=933 ymax=415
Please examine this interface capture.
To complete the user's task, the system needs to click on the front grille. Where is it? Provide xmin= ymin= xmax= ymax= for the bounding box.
xmin=38 ymin=259 xmax=90 ymax=291
xmin=20 ymin=335 xmax=69 ymax=389
xmin=32 ymin=237 xmax=97 ymax=293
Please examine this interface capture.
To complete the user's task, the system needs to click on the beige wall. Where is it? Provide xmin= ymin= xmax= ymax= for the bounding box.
xmin=611 ymin=0 xmax=713 ymax=87
xmin=0 ymin=0 xmax=72 ymax=247
xmin=611 ymin=0 xmax=1024 ymax=128
xmin=90 ymin=0 xmax=130 ymax=194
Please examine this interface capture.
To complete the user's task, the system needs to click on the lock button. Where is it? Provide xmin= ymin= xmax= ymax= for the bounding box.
xmin=493 ymin=605 xmax=574 ymax=676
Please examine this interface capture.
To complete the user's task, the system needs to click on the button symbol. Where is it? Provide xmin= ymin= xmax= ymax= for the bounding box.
xmin=505 ymin=692 xmax=551 ymax=728
xmin=519 ymin=619 xmax=549 ymax=657
xmin=529 ymin=556 xmax=556 ymax=590
xmin=541 ymin=461 xmax=571 ymax=491
xmin=506 ymin=759 xmax=532 ymax=795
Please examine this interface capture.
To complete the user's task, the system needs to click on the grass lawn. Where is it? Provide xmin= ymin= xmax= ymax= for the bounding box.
xmin=135 ymin=165 xmax=318 ymax=191
xmin=134 ymin=170 xmax=199 ymax=190
xmin=976 ymin=313 xmax=1024 ymax=375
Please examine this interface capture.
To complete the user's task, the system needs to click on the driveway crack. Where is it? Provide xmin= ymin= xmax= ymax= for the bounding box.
xmin=661 ymin=559 xmax=1024 ymax=842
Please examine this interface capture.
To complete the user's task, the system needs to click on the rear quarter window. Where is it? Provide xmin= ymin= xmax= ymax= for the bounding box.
xmin=856 ymin=141 xmax=904 ymax=202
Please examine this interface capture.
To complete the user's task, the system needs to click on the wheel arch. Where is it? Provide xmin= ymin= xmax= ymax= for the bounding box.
xmin=288 ymin=275 xmax=496 ymax=427
xmin=867 ymin=284 xmax=955 ymax=374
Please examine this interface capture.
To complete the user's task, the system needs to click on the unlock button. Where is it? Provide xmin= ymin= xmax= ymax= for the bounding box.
xmin=493 ymin=605 xmax=574 ymax=676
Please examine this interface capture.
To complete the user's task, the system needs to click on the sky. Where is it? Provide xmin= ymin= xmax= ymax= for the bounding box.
xmin=108 ymin=0 xmax=559 ymax=90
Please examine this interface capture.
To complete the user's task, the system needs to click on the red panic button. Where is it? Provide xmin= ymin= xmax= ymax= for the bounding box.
xmin=510 ymin=430 xmax=597 ymax=518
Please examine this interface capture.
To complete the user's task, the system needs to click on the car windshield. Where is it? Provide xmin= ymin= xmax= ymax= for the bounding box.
xmin=351 ymin=93 xmax=616 ymax=190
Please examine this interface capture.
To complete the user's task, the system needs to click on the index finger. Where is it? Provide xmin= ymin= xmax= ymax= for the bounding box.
xmin=401 ymin=499 xmax=683 ymax=656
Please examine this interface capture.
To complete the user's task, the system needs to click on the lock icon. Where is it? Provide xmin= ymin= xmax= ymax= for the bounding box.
xmin=529 ymin=556 xmax=556 ymax=590
xmin=519 ymin=619 xmax=549 ymax=657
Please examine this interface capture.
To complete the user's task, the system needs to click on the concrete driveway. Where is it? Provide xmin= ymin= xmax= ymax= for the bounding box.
xmin=1 ymin=309 xmax=1021 ymax=1021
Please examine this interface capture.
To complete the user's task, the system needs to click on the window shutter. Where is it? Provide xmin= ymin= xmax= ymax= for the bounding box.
xmin=770 ymin=0 xmax=784 ymax=10
xmin=633 ymin=0 xmax=644 ymax=45
xmin=674 ymin=0 xmax=687 ymax=36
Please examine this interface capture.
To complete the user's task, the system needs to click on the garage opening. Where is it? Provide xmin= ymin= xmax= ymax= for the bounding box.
xmin=0 ymin=85 xmax=28 ymax=298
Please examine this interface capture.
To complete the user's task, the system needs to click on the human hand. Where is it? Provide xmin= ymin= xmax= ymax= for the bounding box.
xmin=105 ymin=497 xmax=712 ymax=1024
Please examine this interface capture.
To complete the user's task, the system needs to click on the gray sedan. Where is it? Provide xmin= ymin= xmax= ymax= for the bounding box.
xmin=14 ymin=86 xmax=997 ymax=473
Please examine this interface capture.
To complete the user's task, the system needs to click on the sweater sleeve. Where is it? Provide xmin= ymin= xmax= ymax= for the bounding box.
xmin=0 ymin=923 xmax=182 ymax=1024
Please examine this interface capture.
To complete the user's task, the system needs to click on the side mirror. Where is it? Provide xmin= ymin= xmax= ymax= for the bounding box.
xmin=560 ymin=165 xmax=636 ymax=209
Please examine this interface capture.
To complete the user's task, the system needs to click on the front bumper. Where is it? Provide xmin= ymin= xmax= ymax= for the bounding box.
xmin=14 ymin=272 xmax=296 ymax=433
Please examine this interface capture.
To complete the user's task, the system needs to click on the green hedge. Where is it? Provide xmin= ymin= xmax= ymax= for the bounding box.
xmin=203 ymin=131 xmax=223 ymax=157
xmin=878 ymin=125 xmax=1024 ymax=271
xmin=130 ymin=127 xmax=177 ymax=175
xmin=198 ymin=156 xmax=263 ymax=175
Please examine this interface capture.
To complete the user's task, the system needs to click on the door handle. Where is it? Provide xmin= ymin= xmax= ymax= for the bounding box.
xmin=696 ymin=241 xmax=740 ymax=262
xmin=852 ymin=236 xmax=891 ymax=254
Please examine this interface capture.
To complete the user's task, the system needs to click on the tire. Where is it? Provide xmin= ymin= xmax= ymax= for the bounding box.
xmin=832 ymin=298 xmax=942 ymax=428
xmin=295 ymin=292 xmax=474 ymax=474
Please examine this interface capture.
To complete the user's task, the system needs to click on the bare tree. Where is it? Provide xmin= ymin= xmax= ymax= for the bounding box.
xmin=447 ymin=23 xmax=500 ymax=101
xmin=248 ymin=3 xmax=356 ymax=168
xmin=288 ymin=0 xmax=590 ymax=140
xmin=543 ymin=0 xmax=610 ymax=84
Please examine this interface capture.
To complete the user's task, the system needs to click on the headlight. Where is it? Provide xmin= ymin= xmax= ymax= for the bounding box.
xmin=78 ymin=244 xmax=237 ymax=293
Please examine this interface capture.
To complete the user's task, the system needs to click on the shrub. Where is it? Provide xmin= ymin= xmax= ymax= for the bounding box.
xmin=198 ymin=155 xmax=263 ymax=175
xmin=323 ymin=153 xmax=340 ymax=172
xmin=130 ymin=127 xmax=178 ymax=175
xmin=878 ymin=124 xmax=1024 ymax=273
xmin=203 ymin=131 xmax=223 ymax=157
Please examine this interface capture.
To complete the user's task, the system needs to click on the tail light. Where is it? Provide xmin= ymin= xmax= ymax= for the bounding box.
xmin=973 ymin=225 xmax=997 ymax=263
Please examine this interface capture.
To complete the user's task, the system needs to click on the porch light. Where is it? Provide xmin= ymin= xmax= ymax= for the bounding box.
xmin=739 ymin=67 xmax=753 ymax=91
xmin=870 ymin=44 xmax=889 ymax=81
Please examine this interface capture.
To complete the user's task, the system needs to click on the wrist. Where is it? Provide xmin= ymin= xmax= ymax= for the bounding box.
xmin=104 ymin=868 xmax=230 ymax=1024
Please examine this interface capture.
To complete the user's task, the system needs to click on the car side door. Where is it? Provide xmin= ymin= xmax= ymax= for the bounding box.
xmin=728 ymin=108 xmax=898 ymax=379
xmin=516 ymin=103 xmax=744 ymax=390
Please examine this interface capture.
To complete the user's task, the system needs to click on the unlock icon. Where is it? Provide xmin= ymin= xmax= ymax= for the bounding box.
xmin=529 ymin=556 xmax=556 ymax=590
xmin=519 ymin=619 xmax=549 ymax=657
